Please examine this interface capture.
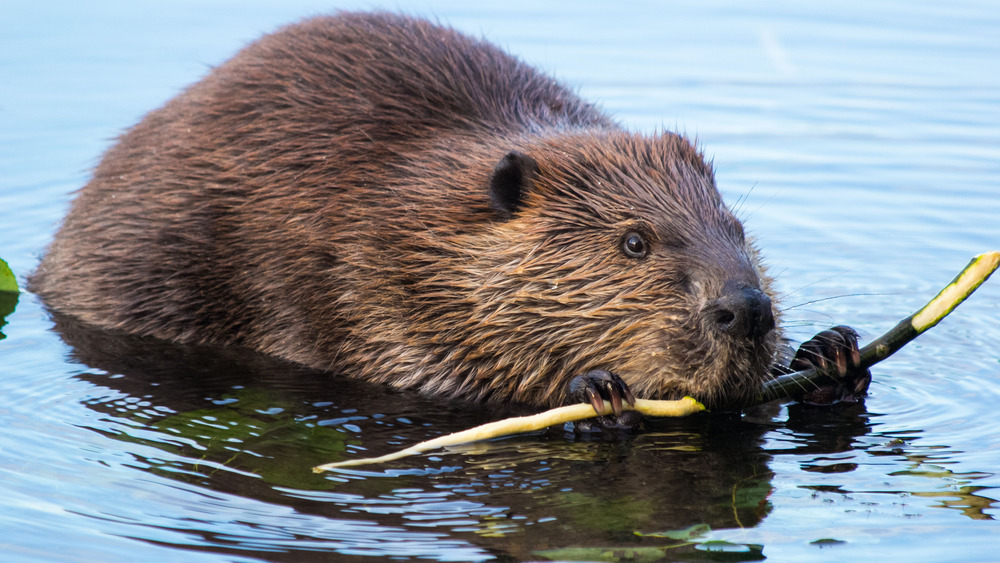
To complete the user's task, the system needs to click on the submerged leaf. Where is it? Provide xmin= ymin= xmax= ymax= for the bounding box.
xmin=534 ymin=546 xmax=675 ymax=562
xmin=635 ymin=523 xmax=711 ymax=540
xmin=536 ymin=539 xmax=765 ymax=562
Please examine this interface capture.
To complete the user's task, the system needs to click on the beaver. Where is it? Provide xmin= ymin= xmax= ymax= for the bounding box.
xmin=31 ymin=12 xmax=869 ymax=418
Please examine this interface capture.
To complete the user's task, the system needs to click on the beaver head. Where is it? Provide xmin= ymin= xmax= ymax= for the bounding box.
xmin=371 ymin=131 xmax=779 ymax=409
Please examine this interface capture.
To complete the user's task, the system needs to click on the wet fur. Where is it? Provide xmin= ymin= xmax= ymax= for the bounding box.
xmin=32 ymin=12 xmax=781 ymax=408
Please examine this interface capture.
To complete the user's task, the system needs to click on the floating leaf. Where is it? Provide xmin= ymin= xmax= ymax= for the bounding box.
xmin=0 ymin=258 xmax=17 ymax=293
xmin=0 ymin=259 xmax=18 ymax=339
xmin=811 ymin=538 xmax=847 ymax=547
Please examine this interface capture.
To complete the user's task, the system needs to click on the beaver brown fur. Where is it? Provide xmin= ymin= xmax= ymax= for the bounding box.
xmin=31 ymin=12 xmax=868 ymax=412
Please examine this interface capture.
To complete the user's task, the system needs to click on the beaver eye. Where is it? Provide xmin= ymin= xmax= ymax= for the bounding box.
xmin=621 ymin=231 xmax=648 ymax=259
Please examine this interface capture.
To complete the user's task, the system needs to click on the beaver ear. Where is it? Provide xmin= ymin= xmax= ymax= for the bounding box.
xmin=489 ymin=151 xmax=538 ymax=219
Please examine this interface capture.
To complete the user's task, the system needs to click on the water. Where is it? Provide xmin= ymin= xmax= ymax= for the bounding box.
xmin=2 ymin=1 xmax=998 ymax=560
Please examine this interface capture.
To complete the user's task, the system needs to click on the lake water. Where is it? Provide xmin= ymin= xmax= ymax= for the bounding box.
xmin=2 ymin=1 xmax=999 ymax=561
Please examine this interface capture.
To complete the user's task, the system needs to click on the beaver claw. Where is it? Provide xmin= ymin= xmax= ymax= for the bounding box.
xmin=790 ymin=326 xmax=871 ymax=404
xmin=569 ymin=369 xmax=636 ymax=415
xmin=567 ymin=370 xmax=641 ymax=433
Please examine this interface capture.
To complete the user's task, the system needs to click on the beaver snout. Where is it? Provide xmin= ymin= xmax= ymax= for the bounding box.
xmin=705 ymin=283 xmax=775 ymax=340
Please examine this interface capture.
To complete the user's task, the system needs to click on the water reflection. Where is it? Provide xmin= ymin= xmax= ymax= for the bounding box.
xmin=50 ymin=310 xmax=880 ymax=560
xmin=0 ymin=291 xmax=17 ymax=340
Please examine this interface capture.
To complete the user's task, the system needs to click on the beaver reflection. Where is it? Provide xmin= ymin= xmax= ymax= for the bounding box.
xmin=53 ymin=311 xmax=869 ymax=558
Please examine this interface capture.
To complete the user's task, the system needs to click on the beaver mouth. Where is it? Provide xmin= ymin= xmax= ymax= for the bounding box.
xmin=616 ymin=318 xmax=778 ymax=408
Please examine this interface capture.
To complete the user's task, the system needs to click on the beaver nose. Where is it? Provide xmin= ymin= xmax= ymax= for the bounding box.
xmin=707 ymin=284 xmax=775 ymax=339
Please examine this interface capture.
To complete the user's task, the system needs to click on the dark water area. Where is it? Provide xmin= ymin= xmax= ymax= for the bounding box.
xmin=2 ymin=1 xmax=999 ymax=561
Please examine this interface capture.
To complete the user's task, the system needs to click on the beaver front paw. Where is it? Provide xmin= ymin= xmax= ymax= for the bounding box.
xmin=567 ymin=369 xmax=641 ymax=432
xmin=791 ymin=326 xmax=871 ymax=404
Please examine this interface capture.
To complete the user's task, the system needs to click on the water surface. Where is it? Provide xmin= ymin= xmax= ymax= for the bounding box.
xmin=2 ymin=1 xmax=998 ymax=561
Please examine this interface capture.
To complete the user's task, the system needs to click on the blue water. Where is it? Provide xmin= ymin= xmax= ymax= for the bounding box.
xmin=2 ymin=1 xmax=998 ymax=561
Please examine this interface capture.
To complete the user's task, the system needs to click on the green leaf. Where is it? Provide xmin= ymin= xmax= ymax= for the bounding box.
xmin=811 ymin=538 xmax=847 ymax=547
xmin=0 ymin=258 xmax=18 ymax=293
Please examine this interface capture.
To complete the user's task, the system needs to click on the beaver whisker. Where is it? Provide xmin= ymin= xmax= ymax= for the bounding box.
xmin=728 ymin=181 xmax=758 ymax=219
xmin=781 ymin=292 xmax=892 ymax=312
